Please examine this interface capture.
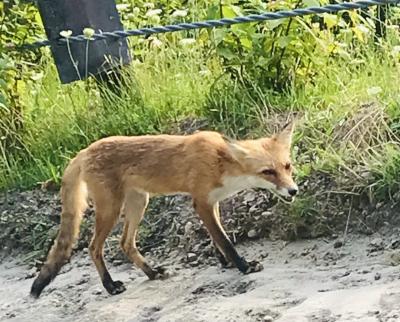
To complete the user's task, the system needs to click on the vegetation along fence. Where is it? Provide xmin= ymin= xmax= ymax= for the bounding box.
xmin=7 ymin=0 xmax=399 ymax=84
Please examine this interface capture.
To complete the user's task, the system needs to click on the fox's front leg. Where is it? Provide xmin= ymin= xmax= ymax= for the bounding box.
xmin=193 ymin=199 xmax=263 ymax=274
xmin=212 ymin=203 xmax=234 ymax=268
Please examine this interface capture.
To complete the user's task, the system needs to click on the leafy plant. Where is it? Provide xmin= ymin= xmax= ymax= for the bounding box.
xmin=0 ymin=0 xmax=399 ymax=206
xmin=0 ymin=0 xmax=44 ymax=151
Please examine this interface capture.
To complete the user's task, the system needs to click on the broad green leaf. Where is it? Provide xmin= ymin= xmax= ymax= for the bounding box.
xmin=213 ymin=29 xmax=227 ymax=45
xmin=349 ymin=11 xmax=360 ymax=25
xmin=336 ymin=49 xmax=351 ymax=60
xmin=217 ymin=47 xmax=236 ymax=60
xmin=232 ymin=24 xmax=248 ymax=37
xmin=232 ymin=23 xmax=254 ymax=35
xmin=277 ymin=36 xmax=293 ymax=48
xmin=265 ymin=19 xmax=284 ymax=30
xmin=303 ymin=0 xmax=320 ymax=7
xmin=231 ymin=5 xmax=242 ymax=16
xmin=207 ymin=5 xmax=220 ymax=19
xmin=323 ymin=13 xmax=338 ymax=29
xmin=240 ymin=37 xmax=252 ymax=49
xmin=16 ymin=79 xmax=26 ymax=95
xmin=222 ymin=5 xmax=236 ymax=18
xmin=30 ymin=72 xmax=44 ymax=81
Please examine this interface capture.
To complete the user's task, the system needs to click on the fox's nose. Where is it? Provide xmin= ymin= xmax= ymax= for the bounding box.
xmin=288 ymin=188 xmax=298 ymax=196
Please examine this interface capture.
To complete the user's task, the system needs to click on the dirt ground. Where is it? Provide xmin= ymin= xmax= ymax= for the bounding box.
xmin=1 ymin=234 xmax=400 ymax=322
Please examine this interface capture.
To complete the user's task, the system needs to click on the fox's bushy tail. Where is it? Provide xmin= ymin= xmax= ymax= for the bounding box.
xmin=31 ymin=154 xmax=87 ymax=298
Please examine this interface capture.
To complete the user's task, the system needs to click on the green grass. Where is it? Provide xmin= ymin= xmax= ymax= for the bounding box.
xmin=3 ymin=0 xmax=400 ymax=261
xmin=1 ymin=27 xmax=400 ymax=202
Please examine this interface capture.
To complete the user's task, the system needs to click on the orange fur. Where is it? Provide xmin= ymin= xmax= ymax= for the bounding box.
xmin=31 ymin=123 xmax=297 ymax=297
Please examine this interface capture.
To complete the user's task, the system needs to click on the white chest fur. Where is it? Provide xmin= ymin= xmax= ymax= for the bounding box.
xmin=208 ymin=175 xmax=276 ymax=204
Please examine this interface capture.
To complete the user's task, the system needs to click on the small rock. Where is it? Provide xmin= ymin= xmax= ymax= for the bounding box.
xmin=184 ymin=221 xmax=193 ymax=236
xmin=332 ymin=270 xmax=351 ymax=280
xmin=374 ymin=272 xmax=381 ymax=281
xmin=112 ymin=259 xmax=123 ymax=266
xmin=249 ymin=205 xmax=259 ymax=213
xmin=187 ymin=252 xmax=197 ymax=262
xmin=76 ymin=260 xmax=89 ymax=268
xmin=318 ymin=288 xmax=330 ymax=293
xmin=243 ymin=192 xmax=256 ymax=203
xmin=189 ymin=260 xmax=200 ymax=267
xmin=25 ymin=267 xmax=37 ymax=279
xmin=247 ymin=229 xmax=258 ymax=239
xmin=369 ymin=237 xmax=384 ymax=251
xmin=390 ymin=238 xmax=400 ymax=249
xmin=40 ymin=179 xmax=59 ymax=191
xmin=76 ymin=277 xmax=89 ymax=286
xmin=261 ymin=211 xmax=273 ymax=217
xmin=263 ymin=315 xmax=274 ymax=322
xmin=334 ymin=240 xmax=343 ymax=249
xmin=342 ymin=270 xmax=351 ymax=277
xmin=301 ymin=248 xmax=311 ymax=256
xmin=20 ymin=203 xmax=30 ymax=210
xmin=92 ymin=288 xmax=102 ymax=295
xmin=388 ymin=250 xmax=400 ymax=266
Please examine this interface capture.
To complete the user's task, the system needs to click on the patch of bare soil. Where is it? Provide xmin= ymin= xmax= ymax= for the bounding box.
xmin=1 ymin=235 xmax=400 ymax=322
xmin=1 ymin=177 xmax=400 ymax=322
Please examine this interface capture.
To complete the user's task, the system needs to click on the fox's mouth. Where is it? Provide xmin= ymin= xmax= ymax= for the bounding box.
xmin=268 ymin=189 xmax=296 ymax=203
xmin=282 ymin=195 xmax=295 ymax=203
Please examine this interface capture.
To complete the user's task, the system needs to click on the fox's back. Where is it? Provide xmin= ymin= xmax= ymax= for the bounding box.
xmin=81 ymin=131 xmax=229 ymax=194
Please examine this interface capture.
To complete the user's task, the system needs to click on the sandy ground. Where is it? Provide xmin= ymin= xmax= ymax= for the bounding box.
xmin=1 ymin=235 xmax=400 ymax=322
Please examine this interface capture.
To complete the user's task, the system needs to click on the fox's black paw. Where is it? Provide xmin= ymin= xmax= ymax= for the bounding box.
xmin=153 ymin=266 xmax=170 ymax=280
xmin=244 ymin=260 xmax=264 ymax=274
xmin=221 ymin=261 xmax=235 ymax=269
xmin=215 ymin=250 xmax=235 ymax=269
xmin=104 ymin=280 xmax=126 ymax=295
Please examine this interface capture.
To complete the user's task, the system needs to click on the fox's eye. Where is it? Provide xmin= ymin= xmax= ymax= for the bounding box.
xmin=261 ymin=169 xmax=277 ymax=176
xmin=285 ymin=163 xmax=291 ymax=170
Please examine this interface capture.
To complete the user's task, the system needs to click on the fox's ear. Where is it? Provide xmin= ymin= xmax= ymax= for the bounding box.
xmin=227 ymin=142 xmax=249 ymax=161
xmin=223 ymin=136 xmax=249 ymax=161
xmin=275 ymin=121 xmax=295 ymax=147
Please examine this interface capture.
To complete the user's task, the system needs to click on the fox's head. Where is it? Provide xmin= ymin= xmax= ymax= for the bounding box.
xmin=227 ymin=122 xmax=298 ymax=201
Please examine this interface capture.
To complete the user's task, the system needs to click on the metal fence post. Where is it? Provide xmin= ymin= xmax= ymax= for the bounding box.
xmin=37 ymin=0 xmax=131 ymax=84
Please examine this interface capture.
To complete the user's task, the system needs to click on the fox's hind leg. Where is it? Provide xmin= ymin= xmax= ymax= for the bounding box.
xmin=89 ymin=186 xmax=125 ymax=295
xmin=120 ymin=190 xmax=167 ymax=280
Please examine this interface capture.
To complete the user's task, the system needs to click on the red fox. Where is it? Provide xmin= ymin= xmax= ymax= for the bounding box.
xmin=31 ymin=122 xmax=298 ymax=297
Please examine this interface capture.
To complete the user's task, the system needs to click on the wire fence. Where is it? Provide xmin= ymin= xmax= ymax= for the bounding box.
xmin=17 ymin=0 xmax=399 ymax=51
